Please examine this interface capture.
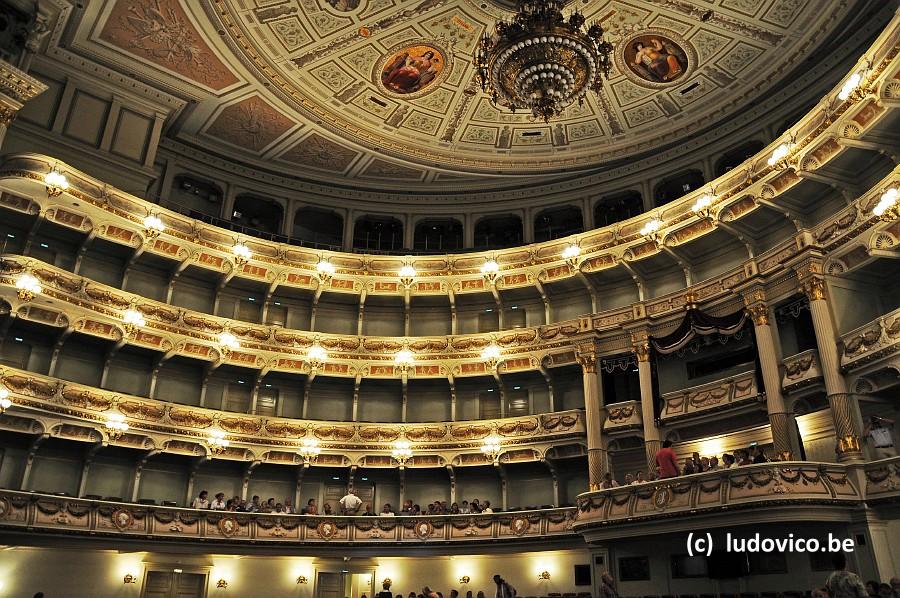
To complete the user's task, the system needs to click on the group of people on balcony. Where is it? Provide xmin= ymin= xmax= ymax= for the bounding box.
xmin=370 ymin=575 xmax=518 ymax=598
xmin=190 ymin=491 xmax=296 ymax=513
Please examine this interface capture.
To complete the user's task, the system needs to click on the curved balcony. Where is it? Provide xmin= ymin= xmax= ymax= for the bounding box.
xmin=660 ymin=371 xmax=761 ymax=422
xmin=781 ymin=349 xmax=823 ymax=393
xmin=840 ymin=305 xmax=900 ymax=372
xmin=573 ymin=459 xmax=900 ymax=541
xmin=0 ymin=16 xmax=896 ymax=297
xmin=0 ymin=490 xmax=577 ymax=547
xmin=0 ymin=364 xmax=584 ymax=464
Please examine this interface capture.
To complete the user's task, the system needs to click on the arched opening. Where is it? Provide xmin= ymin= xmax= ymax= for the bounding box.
xmin=474 ymin=214 xmax=523 ymax=249
xmin=715 ymin=141 xmax=765 ymax=176
xmin=653 ymin=169 xmax=705 ymax=207
xmin=353 ymin=215 xmax=404 ymax=252
xmin=533 ymin=205 xmax=583 ymax=242
xmin=231 ymin=194 xmax=284 ymax=234
xmin=594 ymin=191 xmax=644 ymax=227
xmin=169 ymin=175 xmax=223 ymax=218
xmin=413 ymin=219 xmax=463 ymax=252
xmin=292 ymin=207 xmax=344 ymax=248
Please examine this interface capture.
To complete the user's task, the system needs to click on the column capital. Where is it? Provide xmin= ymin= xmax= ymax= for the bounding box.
xmin=630 ymin=331 xmax=651 ymax=362
xmin=0 ymin=105 xmax=16 ymax=128
xmin=799 ymin=276 xmax=827 ymax=302
xmin=575 ymin=340 xmax=600 ymax=373
xmin=746 ymin=303 xmax=770 ymax=327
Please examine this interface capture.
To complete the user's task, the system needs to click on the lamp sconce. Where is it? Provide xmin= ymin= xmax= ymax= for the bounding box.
xmin=561 ymin=244 xmax=581 ymax=269
xmin=398 ymin=264 xmax=416 ymax=287
xmin=44 ymin=167 xmax=69 ymax=197
xmin=0 ymin=388 xmax=12 ymax=414
xmin=382 ymin=578 xmax=392 ymax=587
xmin=873 ymin=187 xmax=898 ymax=221
xmin=123 ymin=573 xmax=137 ymax=584
xmin=296 ymin=575 xmax=309 ymax=585
xmin=458 ymin=576 xmax=471 ymax=585
xmin=216 ymin=578 xmax=228 ymax=589
xmin=480 ymin=259 xmax=500 ymax=285
xmin=143 ymin=214 xmax=165 ymax=240
xmin=537 ymin=571 xmax=551 ymax=581
xmin=15 ymin=273 xmax=42 ymax=302
xmin=639 ymin=218 xmax=663 ymax=244
xmin=766 ymin=139 xmax=796 ymax=170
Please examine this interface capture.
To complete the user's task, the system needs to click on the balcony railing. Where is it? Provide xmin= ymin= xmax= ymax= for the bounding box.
xmin=575 ymin=459 xmax=900 ymax=532
xmin=840 ymin=306 xmax=900 ymax=371
xmin=660 ymin=371 xmax=761 ymax=421
xmin=603 ymin=400 xmax=642 ymax=431
xmin=781 ymin=349 xmax=822 ymax=392
xmin=0 ymin=491 xmax=576 ymax=545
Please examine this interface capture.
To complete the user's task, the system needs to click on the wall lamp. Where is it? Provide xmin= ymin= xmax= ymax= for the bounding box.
xmin=297 ymin=575 xmax=309 ymax=584
xmin=459 ymin=576 xmax=471 ymax=585
xmin=216 ymin=579 xmax=228 ymax=589
xmin=123 ymin=573 xmax=137 ymax=584
xmin=537 ymin=571 xmax=551 ymax=580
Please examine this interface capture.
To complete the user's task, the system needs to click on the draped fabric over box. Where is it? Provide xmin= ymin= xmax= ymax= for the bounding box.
xmin=650 ymin=308 xmax=748 ymax=354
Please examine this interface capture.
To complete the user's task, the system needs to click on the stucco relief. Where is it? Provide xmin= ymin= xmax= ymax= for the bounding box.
xmin=205 ymin=96 xmax=295 ymax=153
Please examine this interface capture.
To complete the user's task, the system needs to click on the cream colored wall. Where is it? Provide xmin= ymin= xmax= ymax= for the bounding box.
xmin=0 ymin=547 xmax=594 ymax=598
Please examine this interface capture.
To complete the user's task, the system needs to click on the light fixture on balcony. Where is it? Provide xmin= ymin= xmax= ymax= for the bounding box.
xmin=766 ymin=142 xmax=794 ymax=168
xmin=391 ymin=439 xmax=413 ymax=466
xmin=459 ymin=576 xmax=471 ymax=585
xmin=143 ymin=215 xmax=165 ymax=239
xmin=316 ymin=259 xmax=336 ymax=283
xmin=208 ymin=430 xmax=230 ymax=455
xmin=44 ymin=167 xmax=69 ymax=197
xmin=473 ymin=0 xmax=613 ymax=122
xmin=639 ymin=218 xmax=663 ymax=242
xmin=537 ymin=571 xmax=551 ymax=581
xmin=307 ymin=344 xmax=327 ymax=371
xmin=296 ymin=576 xmax=309 ymax=585
xmin=0 ymin=388 xmax=12 ymax=414
xmin=691 ymin=193 xmax=715 ymax=219
xmin=105 ymin=413 xmax=129 ymax=440
xmin=395 ymin=349 xmax=414 ymax=372
xmin=481 ymin=435 xmax=503 ymax=463
xmin=15 ymin=273 xmax=42 ymax=301
xmin=399 ymin=264 xmax=416 ymax=287
xmin=873 ymin=187 xmax=898 ymax=221
xmin=838 ymin=70 xmax=864 ymax=102
xmin=481 ymin=343 xmax=502 ymax=370
xmin=123 ymin=308 xmax=146 ymax=334
xmin=219 ymin=332 xmax=240 ymax=354
xmin=233 ymin=243 xmax=252 ymax=267
xmin=216 ymin=579 xmax=228 ymax=589
xmin=299 ymin=437 xmax=321 ymax=464
xmin=562 ymin=244 xmax=581 ymax=268
xmin=123 ymin=573 xmax=137 ymax=584
xmin=480 ymin=259 xmax=500 ymax=284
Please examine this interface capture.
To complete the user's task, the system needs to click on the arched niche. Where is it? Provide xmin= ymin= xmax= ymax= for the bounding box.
xmin=653 ymin=169 xmax=705 ymax=207
xmin=594 ymin=191 xmax=644 ymax=228
xmin=413 ymin=218 xmax=463 ymax=252
xmin=353 ymin=215 xmax=404 ymax=252
xmin=232 ymin=194 xmax=284 ymax=234
xmin=474 ymin=214 xmax=523 ymax=249
xmin=533 ymin=205 xmax=583 ymax=242
xmin=293 ymin=206 xmax=344 ymax=248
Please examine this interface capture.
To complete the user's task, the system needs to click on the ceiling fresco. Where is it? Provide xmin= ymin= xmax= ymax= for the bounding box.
xmin=75 ymin=0 xmax=858 ymax=185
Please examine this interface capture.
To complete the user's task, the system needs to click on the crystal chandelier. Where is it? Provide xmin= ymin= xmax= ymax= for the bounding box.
xmin=474 ymin=0 xmax=613 ymax=122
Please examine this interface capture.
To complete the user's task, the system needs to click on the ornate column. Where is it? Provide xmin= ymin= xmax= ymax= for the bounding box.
xmin=744 ymin=290 xmax=795 ymax=459
xmin=798 ymin=271 xmax=864 ymax=462
xmin=576 ymin=340 xmax=607 ymax=490
xmin=0 ymin=60 xmax=47 ymax=150
xmin=632 ymin=332 xmax=660 ymax=472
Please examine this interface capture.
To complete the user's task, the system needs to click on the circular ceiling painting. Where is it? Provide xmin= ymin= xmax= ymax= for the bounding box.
xmin=617 ymin=30 xmax=695 ymax=88
xmin=377 ymin=42 xmax=450 ymax=98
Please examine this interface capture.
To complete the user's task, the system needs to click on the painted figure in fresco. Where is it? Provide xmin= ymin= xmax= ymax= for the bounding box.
xmin=325 ymin=0 xmax=360 ymax=11
xmin=631 ymin=38 xmax=683 ymax=82
xmin=381 ymin=49 xmax=439 ymax=94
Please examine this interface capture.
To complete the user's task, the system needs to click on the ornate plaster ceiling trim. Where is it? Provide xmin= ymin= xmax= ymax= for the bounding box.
xmin=86 ymin=0 xmax=243 ymax=96
xmin=201 ymin=93 xmax=301 ymax=155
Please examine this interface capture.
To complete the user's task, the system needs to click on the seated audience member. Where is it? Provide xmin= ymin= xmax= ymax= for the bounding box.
xmin=624 ymin=473 xmax=634 ymax=485
xmin=247 ymin=495 xmax=261 ymax=512
xmin=376 ymin=581 xmax=393 ymax=598
xmin=722 ymin=453 xmax=736 ymax=468
xmin=889 ymin=577 xmax=900 ymax=597
xmin=600 ymin=472 xmax=619 ymax=489
xmin=361 ymin=503 xmax=375 ymax=516
xmin=191 ymin=490 xmax=210 ymax=509
xmin=210 ymin=492 xmax=227 ymax=510
xmin=465 ymin=592 xmax=473 ymax=598
xmin=470 ymin=499 xmax=482 ymax=513
xmin=426 ymin=503 xmax=436 ymax=514
xmin=476 ymin=592 xmax=486 ymax=598
xmin=683 ymin=457 xmax=696 ymax=475
xmin=408 ymin=592 xmax=417 ymax=598
xmin=700 ymin=456 xmax=710 ymax=471
xmin=303 ymin=498 xmax=317 ymax=515
xmin=401 ymin=499 xmax=413 ymax=514
xmin=450 ymin=502 xmax=460 ymax=514
xmin=283 ymin=499 xmax=293 ymax=514
xmin=811 ymin=589 xmax=828 ymax=598
xmin=339 ymin=490 xmax=363 ymax=515
xmin=323 ymin=502 xmax=333 ymax=515
xmin=459 ymin=500 xmax=471 ymax=514
xmin=708 ymin=456 xmax=720 ymax=471
xmin=865 ymin=580 xmax=879 ymax=597
xmin=274 ymin=503 xmax=284 ymax=513
xmin=634 ymin=471 xmax=645 ymax=484
xmin=691 ymin=452 xmax=704 ymax=473
xmin=750 ymin=444 xmax=768 ymax=463
xmin=225 ymin=498 xmax=235 ymax=511
xmin=450 ymin=590 xmax=459 ymax=598
xmin=481 ymin=500 xmax=494 ymax=513
xmin=876 ymin=583 xmax=892 ymax=598
xmin=266 ymin=498 xmax=277 ymax=511
xmin=423 ymin=586 xmax=439 ymax=598
xmin=411 ymin=504 xmax=421 ymax=515
xmin=655 ymin=439 xmax=680 ymax=478
xmin=381 ymin=503 xmax=395 ymax=516
xmin=736 ymin=450 xmax=752 ymax=466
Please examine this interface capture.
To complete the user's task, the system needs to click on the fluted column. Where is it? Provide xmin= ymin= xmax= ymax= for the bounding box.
xmin=632 ymin=334 xmax=660 ymax=472
xmin=745 ymin=296 xmax=795 ymax=459
xmin=576 ymin=341 xmax=607 ymax=490
xmin=800 ymin=275 xmax=864 ymax=462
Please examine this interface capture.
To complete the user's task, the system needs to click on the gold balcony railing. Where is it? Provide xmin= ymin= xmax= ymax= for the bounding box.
xmin=781 ymin=349 xmax=823 ymax=392
xmin=840 ymin=306 xmax=900 ymax=371
xmin=660 ymin=371 xmax=761 ymax=421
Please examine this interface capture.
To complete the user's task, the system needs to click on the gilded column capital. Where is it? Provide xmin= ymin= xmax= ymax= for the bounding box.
xmin=0 ymin=106 xmax=16 ymax=128
xmin=746 ymin=303 xmax=770 ymax=327
xmin=633 ymin=341 xmax=651 ymax=362
xmin=575 ymin=341 xmax=599 ymax=373
xmin=800 ymin=276 xmax=827 ymax=302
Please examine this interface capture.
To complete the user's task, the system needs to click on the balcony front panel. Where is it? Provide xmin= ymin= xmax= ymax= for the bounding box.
xmin=659 ymin=371 xmax=761 ymax=421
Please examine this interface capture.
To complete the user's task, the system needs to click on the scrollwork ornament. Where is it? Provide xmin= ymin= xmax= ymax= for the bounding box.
xmin=747 ymin=304 xmax=770 ymax=327
xmin=801 ymin=277 xmax=827 ymax=302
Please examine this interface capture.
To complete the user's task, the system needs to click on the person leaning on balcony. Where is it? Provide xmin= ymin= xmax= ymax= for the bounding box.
xmin=600 ymin=472 xmax=620 ymax=489
xmin=302 ymin=498 xmax=317 ymax=515
xmin=339 ymin=490 xmax=363 ymax=515
xmin=825 ymin=552 xmax=869 ymax=598
xmin=656 ymin=440 xmax=680 ymax=478
xmin=191 ymin=490 xmax=209 ymax=509
xmin=721 ymin=453 xmax=736 ymax=468
xmin=865 ymin=416 xmax=897 ymax=459
xmin=481 ymin=500 xmax=494 ymax=513
xmin=381 ymin=503 xmax=395 ymax=516
xmin=210 ymin=493 xmax=227 ymax=510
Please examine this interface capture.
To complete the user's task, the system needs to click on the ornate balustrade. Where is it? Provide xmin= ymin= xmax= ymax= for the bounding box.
xmin=603 ymin=400 xmax=641 ymax=431
xmin=660 ymin=371 xmax=761 ymax=421
xmin=0 ymin=364 xmax=584 ymax=465
xmin=840 ymin=306 xmax=900 ymax=371
xmin=864 ymin=456 xmax=900 ymax=502
xmin=574 ymin=462 xmax=872 ymax=533
xmin=781 ymin=349 xmax=823 ymax=392
xmin=0 ymin=490 xmax=577 ymax=546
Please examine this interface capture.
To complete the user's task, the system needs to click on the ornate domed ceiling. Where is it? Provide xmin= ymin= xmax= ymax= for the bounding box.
xmin=64 ymin=0 xmax=864 ymax=186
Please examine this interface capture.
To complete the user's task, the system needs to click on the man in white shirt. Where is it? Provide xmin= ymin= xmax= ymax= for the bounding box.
xmin=210 ymin=492 xmax=227 ymax=510
xmin=339 ymin=490 xmax=363 ymax=515
xmin=380 ymin=503 xmax=395 ymax=516
xmin=599 ymin=472 xmax=620 ymax=489
xmin=865 ymin=416 xmax=896 ymax=458
xmin=191 ymin=490 xmax=209 ymax=509
xmin=481 ymin=500 xmax=494 ymax=513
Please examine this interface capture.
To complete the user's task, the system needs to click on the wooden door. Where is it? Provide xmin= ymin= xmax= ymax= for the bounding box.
xmin=317 ymin=572 xmax=343 ymax=598
xmin=142 ymin=571 xmax=207 ymax=598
